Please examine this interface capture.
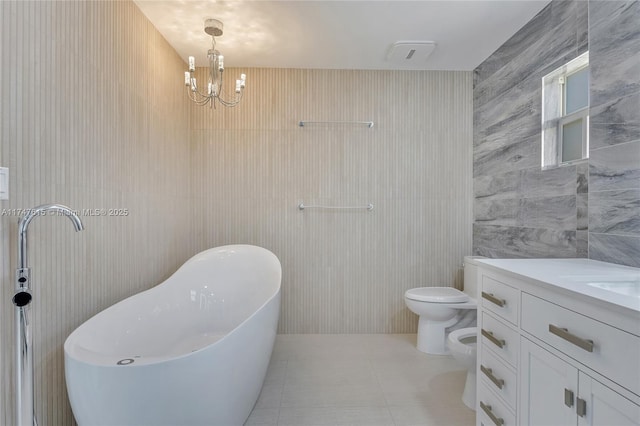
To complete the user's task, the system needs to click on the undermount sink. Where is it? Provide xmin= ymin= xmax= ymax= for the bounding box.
xmin=562 ymin=275 xmax=640 ymax=298
xmin=587 ymin=280 xmax=640 ymax=297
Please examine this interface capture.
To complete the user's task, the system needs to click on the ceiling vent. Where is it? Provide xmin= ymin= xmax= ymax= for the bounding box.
xmin=386 ymin=41 xmax=436 ymax=65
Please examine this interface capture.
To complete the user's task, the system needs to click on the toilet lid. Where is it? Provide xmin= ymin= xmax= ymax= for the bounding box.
xmin=405 ymin=287 xmax=469 ymax=303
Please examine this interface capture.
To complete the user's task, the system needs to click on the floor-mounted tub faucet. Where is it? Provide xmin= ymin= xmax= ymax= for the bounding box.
xmin=13 ymin=204 xmax=84 ymax=426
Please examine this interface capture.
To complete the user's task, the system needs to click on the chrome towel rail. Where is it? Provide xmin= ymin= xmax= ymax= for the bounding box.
xmin=298 ymin=120 xmax=374 ymax=128
xmin=298 ymin=203 xmax=374 ymax=211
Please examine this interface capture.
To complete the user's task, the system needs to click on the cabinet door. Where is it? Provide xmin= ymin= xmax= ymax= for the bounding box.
xmin=578 ymin=372 xmax=640 ymax=426
xmin=520 ymin=337 xmax=578 ymax=426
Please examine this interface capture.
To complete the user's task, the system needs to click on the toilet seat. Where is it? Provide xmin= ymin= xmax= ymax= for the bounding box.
xmin=405 ymin=287 xmax=469 ymax=303
xmin=448 ymin=327 xmax=477 ymax=357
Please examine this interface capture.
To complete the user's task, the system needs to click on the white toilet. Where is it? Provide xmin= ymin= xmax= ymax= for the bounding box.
xmin=404 ymin=287 xmax=476 ymax=354
xmin=404 ymin=256 xmax=485 ymax=409
xmin=404 ymin=256 xmax=483 ymax=355
xmin=448 ymin=327 xmax=477 ymax=410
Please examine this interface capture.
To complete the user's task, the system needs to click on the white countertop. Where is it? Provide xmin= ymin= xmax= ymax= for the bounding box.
xmin=476 ymin=258 xmax=640 ymax=313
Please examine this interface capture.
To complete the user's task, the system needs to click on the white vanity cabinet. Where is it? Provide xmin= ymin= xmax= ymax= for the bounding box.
xmin=520 ymin=337 xmax=640 ymax=425
xmin=475 ymin=259 xmax=640 ymax=426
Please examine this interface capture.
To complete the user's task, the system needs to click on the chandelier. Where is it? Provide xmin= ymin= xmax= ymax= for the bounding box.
xmin=184 ymin=18 xmax=246 ymax=108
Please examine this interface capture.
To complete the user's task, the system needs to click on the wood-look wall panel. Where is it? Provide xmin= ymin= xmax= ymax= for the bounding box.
xmin=191 ymin=68 xmax=473 ymax=334
xmin=0 ymin=1 xmax=193 ymax=424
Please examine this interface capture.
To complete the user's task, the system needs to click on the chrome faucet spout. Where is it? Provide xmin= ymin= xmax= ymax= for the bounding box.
xmin=14 ymin=203 xmax=84 ymax=426
xmin=17 ymin=204 xmax=84 ymax=270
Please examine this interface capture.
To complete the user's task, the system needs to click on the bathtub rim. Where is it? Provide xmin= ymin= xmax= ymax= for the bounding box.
xmin=64 ymin=244 xmax=282 ymax=367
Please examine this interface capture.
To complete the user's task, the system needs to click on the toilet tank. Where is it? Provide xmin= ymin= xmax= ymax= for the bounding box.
xmin=463 ymin=256 xmax=486 ymax=300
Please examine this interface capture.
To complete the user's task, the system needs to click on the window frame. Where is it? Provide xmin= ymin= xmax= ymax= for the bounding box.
xmin=557 ymin=107 xmax=589 ymax=165
xmin=541 ymin=51 xmax=589 ymax=170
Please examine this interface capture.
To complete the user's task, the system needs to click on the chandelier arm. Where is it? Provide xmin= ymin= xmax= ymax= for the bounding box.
xmin=193 ymin=85 xmax=213 ymax=99
xmin=216 ymin=73 xmax=244 ymax=106
xmin=217 ymin=91 xmax=243 ymax=107
xmin=186 ymin=88 xmax=212 ymax=106
xmin=187 ymin=91 xmax=205 ymax=104
xmin=192 ymin=90 xmax=214 ymax=106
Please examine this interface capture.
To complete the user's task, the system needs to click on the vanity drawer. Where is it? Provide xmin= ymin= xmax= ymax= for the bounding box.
xmin=482 ymin=276 xmax=519 ymax=326
xmin=478 ymin=383 xmax=516 ymax=426
xmin=481 ymin=312 xmax=519 ymax=368
xmin=480 ymin=346 xmax=517 ymax=410
xmin=521 ymin=292 xmax=640 ymax=395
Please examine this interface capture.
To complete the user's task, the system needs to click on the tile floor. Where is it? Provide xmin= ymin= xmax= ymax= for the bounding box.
xmin=245 ymin=334 xmax=475 ymax=426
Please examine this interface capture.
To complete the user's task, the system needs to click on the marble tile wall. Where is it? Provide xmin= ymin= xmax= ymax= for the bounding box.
xmin=473 ymin=0 xmax=640 ymax=267
xmin=0 ymin=1 xmax=194 ymax=424
xmin=588 ymin=1 xmax=640 ymax=266
xmin=473 ymin=0 xmax=588 ymax=259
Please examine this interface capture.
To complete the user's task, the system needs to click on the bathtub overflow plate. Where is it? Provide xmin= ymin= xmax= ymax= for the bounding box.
xmin=117 ymin=358 xmax=135 ymax=366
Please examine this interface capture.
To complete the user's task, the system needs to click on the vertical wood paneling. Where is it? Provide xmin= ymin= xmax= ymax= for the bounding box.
xmin=191 ymin=68 xmax=473 ymax=334
xmin=0 ymin=1 xmax=193 ymax=424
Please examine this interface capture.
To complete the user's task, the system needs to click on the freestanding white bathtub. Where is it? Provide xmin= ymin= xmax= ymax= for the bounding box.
xmin=64 ymin=245 xmax=281 ymax=426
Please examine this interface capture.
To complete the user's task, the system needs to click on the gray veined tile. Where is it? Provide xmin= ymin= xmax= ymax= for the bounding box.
xmin=589 ymin=0 xmax=640 ymax=107
xmin=474 ymin=75 xmax=541 ymax=144
xmin=474 ymin=171 xmax=522 ymax=200
xmin=521 ymin=166 xmax=577 ymax=198
xmin=577 ymin=162 xmax=589 ymax=194
xmin=473 ymin=135 xmax=540 ymax=178
xmin=577 ymin=193 xmax=588 ymax=231
xmin=576 ymin=231 xmax=589 ymax=258
xmin=589 ymin=141 xmax=640 ymax=191
xmin=473 ymin=224 xmax=577 ymax=259
xmin=590 ymin=122 xmax=640 ymax=150
xmin=589 ymin=233 xmax=640 ymax=268
xmin=589 ymin=189 xmax=640 ymax=235
xmin=590 ymin=91 xmax=640 ymax=127
xmin=474 ymin=1 xmax=579 ymax=106
xmin=519 ymin=195 xmax=577 ymax=231
xmin=576 ymin=0 xmax=589 ymax=54
xmin=474 ymin=198 xmax=519 ymax=226
xmin=473 ymin=3 xmax=552 ymax=84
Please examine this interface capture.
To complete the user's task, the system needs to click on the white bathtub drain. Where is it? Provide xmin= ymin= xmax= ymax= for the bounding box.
xmin=116 ymin=358 xmax=135 ymax=365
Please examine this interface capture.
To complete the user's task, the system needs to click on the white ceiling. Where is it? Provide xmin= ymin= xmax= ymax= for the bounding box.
xmin=134 ymin=0 xmax=550 ymax=71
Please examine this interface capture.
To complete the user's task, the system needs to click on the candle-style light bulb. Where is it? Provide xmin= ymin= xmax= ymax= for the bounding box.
xmin=184 ymin=72 xmax=191 ymax=86
xmin=240 ymin=73 xmax=246 ymax=89
xmin=235 ymin=80 xmax=241 ymax=94
xmin=218 ymin=55 xmax=224 ymax=72
xmin=188 ymin=56 xmax=195 ymax=72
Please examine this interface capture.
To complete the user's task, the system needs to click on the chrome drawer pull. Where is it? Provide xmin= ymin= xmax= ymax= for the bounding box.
xmin=577 ymin=397 xmax=587 ymax=417
xmin=482 ymin=328 xmax=506 ymax=349
xmin=480 ymin=401 xmax=505 ymax=426
xmin=482 ymin=291 xmax=506 ymax=307
xmin=481 ymin=365 xmax=505 ymax=389
xmin=564 ymin=388 xmax=574 ymax=407
xmin=548 ymin=324 xmax=594 ymax=353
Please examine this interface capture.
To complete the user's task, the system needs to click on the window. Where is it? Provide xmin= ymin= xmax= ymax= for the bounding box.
xmin=541 ymin=52 xmax=589 ymax=169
